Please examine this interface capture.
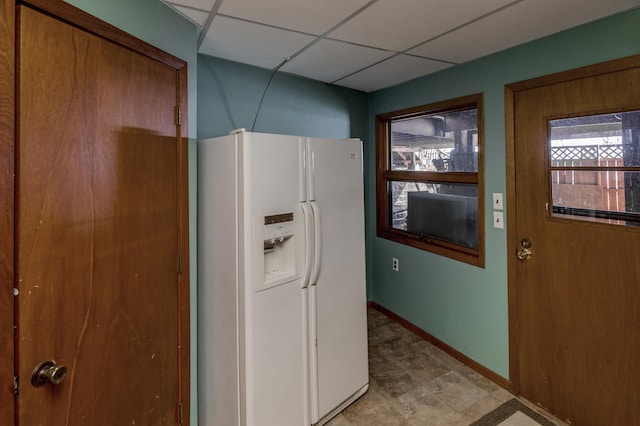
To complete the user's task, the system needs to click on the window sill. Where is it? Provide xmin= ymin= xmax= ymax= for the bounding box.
xmin=377 ymin=228 xmax=484 ymax=268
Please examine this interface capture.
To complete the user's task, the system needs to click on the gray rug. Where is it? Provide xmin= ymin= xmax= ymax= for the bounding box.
xmin=470 ymin=398 xmax=556 ymax=426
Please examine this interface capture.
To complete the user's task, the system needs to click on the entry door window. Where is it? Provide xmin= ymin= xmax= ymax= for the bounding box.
xmin=549 ymin=110 xmax=640 ymax=226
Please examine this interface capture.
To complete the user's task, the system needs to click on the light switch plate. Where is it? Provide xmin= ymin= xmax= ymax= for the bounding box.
xmin=493 ymin=192 xmax=503 ymax=210
xmin=494 ymin=211 xmax=504 ymax=229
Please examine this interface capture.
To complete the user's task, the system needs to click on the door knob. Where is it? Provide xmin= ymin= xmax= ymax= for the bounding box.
xmin=517 ymin=237 xmax=532 ymax=261
xmin=517 ymin=247 xmax=532 ymax=260
xmin=31 ymin=361 xmax=68 ymax=387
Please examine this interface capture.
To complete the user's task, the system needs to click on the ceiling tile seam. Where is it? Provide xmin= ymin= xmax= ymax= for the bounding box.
xmin=214 ymin=13 xmax=324 ymax=38
xmin=163 ymin=3 xmax=207 ymax=28
xmin=313 ymin=34 xmax=461 ymax=64
xmin=164 ymin=1 xmax=210 ymax=14
xmin=197 ymin=0 xmax=224 ymax=48
xmin=206 ymin=0 xmax=527 ymax=82
xmin=210 ymin=14 xmax=401 ymax=56
xmin=324 ymin=0 xmax=529 ymax=90
xmin=326 ymin=51 xmax=455 ymax=88
xmin=205 ymin=1 xmax=382 ymax=70
xmin=404 ymin=0 xmax=528 ymax=54
xmin=401 ymin=52 xmax=457 ymax=65
xmin=323 ymin=36 xmax=397 ymax=54
xmin=328 ymin=52 xmax=403 ymax=86
xmin=272 ymin=0 xmax=382 ymax=68
xmin=200 ymin=13 xmax=324 ymax=69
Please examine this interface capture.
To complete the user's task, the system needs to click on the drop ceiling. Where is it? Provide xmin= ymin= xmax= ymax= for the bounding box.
xmin=161 ymin=0 xmax=639 ymax=93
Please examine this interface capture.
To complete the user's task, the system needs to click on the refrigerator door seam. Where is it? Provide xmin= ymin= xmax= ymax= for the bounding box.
xmin=308 ymin=284 xmax=320 ymax=423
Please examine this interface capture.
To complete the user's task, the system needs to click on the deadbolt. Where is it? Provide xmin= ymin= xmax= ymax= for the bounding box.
xmin=31 ymin=361 xmax=67 ymax=387
xmin=521 ymin=238 xmax=532 ymax=249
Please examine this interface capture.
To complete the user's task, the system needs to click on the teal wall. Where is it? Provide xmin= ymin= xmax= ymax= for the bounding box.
xmin=367 ymin=9 xmax=640 ymax=379
xmin=61 ymin=0 xmax=199 ymax=423
xmin=197 ymin=55 xmax=368 ymax=140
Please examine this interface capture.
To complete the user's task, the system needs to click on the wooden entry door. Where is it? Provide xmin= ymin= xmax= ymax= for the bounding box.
xmin=15 ymin=3 xmax=188 ymax=425
xmin=509 ymin=56 xmax=640 ymax=425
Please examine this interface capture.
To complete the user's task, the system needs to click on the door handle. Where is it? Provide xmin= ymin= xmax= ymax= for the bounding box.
xmin=517 ymin=238 xmax=533 ymax=261
xmin=517 ymin=247 xmax=532 ymax=261
xmin=31 ymin=360 xmax=67 ymax=387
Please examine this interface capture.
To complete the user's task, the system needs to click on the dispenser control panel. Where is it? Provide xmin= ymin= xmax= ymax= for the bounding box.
xmin=261 ymin=212 xmax=297 ymax=289
xmin=264 ymin=212 xmax=294 ymax=244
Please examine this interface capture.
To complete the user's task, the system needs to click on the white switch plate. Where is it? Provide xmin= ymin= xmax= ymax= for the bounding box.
xmin=493 ymin=211 xmax=504 ymax=229
xmin=493 ymin=192 xmax=504 ymax=210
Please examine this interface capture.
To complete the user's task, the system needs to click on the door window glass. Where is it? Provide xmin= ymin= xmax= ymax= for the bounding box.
xmin=549 ymin=110 xmax=640 ymax=225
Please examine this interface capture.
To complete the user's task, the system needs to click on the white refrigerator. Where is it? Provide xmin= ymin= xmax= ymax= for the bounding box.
xmin=198 ymin=129 xmax=369 ymax=426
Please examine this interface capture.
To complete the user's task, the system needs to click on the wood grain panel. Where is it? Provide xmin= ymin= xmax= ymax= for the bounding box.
xmin=21 ymin=0 xmax=185 ymax=69
xmin=509 ymin=56 xmax=640 ymax=425
xmin=15 ymin=4 xmax=188 ymax=425
xmin=0 ymin=0 xmax=15 ymax=424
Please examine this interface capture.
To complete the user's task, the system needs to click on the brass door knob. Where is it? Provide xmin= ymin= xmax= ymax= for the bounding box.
xmin=517 ymin=247 xmax=532 ymax=260
xmin=31 ymin=361 xmax=68 ymax=387
xmin=517 ymin=238 xmax=533 ymax=261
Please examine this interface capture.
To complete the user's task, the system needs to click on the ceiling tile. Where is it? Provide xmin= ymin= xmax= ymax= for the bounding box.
xmin=280 ymin=39 xmax=395 ymax=83
xmin=164 ymin=0 xmax=215 ymax=12
xmin=169 ymin=4 xmax=210 ymax=27
xmin=333 ymin=54 xmax=453 ymax=93
xmin=409 ymin=0 xmax=640 ymax=63
xmin=198 ymin=16 xmax=317 ymax=70
xmin=218 ymin=0 xmax=373 ymax=35
xmin=328 ymin=0 xmax=516 ymax=52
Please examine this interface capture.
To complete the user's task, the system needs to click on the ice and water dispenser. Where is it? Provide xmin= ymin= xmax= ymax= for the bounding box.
xmin=262 ymin=212 xmax=297 ymax=289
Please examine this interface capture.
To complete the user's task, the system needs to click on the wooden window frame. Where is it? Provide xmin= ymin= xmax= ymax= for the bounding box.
xmin=375 ymin=93 xmax=485 ymax=267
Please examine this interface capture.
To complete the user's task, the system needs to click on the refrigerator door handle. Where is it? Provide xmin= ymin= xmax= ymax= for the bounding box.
xmin=310 ymin=201 xmax=321 ymax=285
xmin=301 ymin=202 xmax=313 ymax=289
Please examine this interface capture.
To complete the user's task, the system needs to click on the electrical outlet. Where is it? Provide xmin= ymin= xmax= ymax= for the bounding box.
xmin=392 ymin=257 xmax=399 ymax=271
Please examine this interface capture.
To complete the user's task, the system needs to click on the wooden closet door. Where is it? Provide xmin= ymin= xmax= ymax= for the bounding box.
xmin=16 ymin=5 xmax=184 ymax=425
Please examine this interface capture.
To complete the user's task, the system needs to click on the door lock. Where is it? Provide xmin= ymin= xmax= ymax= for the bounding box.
xmin=31 ymin=361 xmax=67 ymax=387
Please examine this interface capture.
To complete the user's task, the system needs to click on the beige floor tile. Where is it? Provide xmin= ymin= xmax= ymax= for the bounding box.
xmin=427 ymin=371 xmax=488 ymax=412
xmin=336 ymin=308 xmax=560 ymax=426
xmin=462 ymin=394 xmax=506 ymax=423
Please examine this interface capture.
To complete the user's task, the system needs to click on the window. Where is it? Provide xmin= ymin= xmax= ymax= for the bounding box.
xmin=549 ymin=109 xmax=640 ymax=226
xmin=376 ymin=94 xmax=484 ymax=266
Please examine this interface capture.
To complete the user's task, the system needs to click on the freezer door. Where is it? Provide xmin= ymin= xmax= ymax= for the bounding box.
xmin=243 ymin=132 xmax=307 ymax=293
xmin=242 ymin=133 xmax=309 ymax=425
xmin=307 ymin=138 xmax=369 ymax=423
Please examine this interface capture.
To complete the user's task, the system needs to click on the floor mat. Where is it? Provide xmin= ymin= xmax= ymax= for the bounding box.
xmin=470 ymin=398 xmax=556 ymax=426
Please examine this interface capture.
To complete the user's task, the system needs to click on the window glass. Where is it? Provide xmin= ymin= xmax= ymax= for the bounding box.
xmin=389 ymin=181 xmax=478 ymax=248
xmin=390 ymin=109 xmax=478 ymax=172
xmin=550 ymin=110 xmax=640 ymax=226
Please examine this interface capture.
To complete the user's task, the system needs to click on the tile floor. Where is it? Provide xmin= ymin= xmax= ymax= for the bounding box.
xmin=325 ymin=308 xmax=565 ymax=426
